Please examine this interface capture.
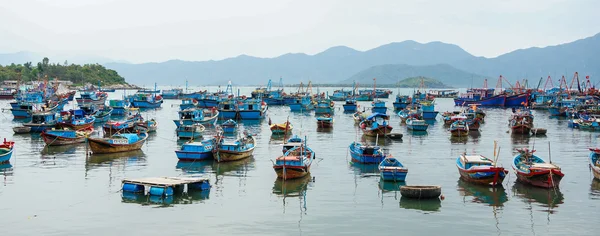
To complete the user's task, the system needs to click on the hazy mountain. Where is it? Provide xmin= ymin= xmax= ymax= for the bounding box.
xmin=342 ymin=64 xmax=485 ymax=87
xmin=0 ymin=51 xmax=40 ymax=65
xmin=0 ymin=51 xmax=129 ymax=66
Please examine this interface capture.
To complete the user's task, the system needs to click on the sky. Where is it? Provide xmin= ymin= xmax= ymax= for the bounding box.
xmin=1 ymin=0 xmax=599 ymax=63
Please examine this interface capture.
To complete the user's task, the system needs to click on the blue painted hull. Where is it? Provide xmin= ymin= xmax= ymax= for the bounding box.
xmin=454 ymin=95 xmax=506 ymax=107
xmin=289 ymin=104 xmax=314 ymax=112
xmin=393 ymin=102 xmax=409 ymax=110
xmin=0 ymin=149 xmax=13 ymax=163
xmin=422 ymin=111 xmax=439 ymax=120
xmin=239 ymin=110 xmax=263 ymax=120
xmin=548 ymin=107 xmax=565 ymax=116
xmin=372 ymin=107 xmax=387 ymax=114
xmin=315 ymin=108 xmax=333 ymax=114
xmin=112 ymin=108 xmax=127 ymax=115
xmin=222 ymin=127 xmax=237 ymax=133
xmin=380 ymin=171 xmax=407 ymax=182
xmin=25 ymin=124 xmax=56 ymax=132
xmin=198 ymin=99 xmax=219 ymax=108
xmin=11 ymin=109 xmax=30 ymax=119
xmin=264 ymin=98 xmax=285 ymax=105
xmin=350 ymin=152 xmax=385 ymax=164
xmin=180 ymin=104 xmax=196 ymax=110
xmin=283 ymin=98 xmax=297 ymax=105
xmin=505 ymin=94 xmax=529 ymax=107
xmin=95 ymin=115 xmax=111 ymax=123
xmin=343 ymin=104 xmax=357 ymax=112
xmin=218 ymin=110 xmax=237 ymax=120
xmin=407 ymin=124 xmax=428 ymax=131
xmin=132 ymin=101 xmax=162 ymax=108
xmin=175 ymin=151 xmax=213 ymax=161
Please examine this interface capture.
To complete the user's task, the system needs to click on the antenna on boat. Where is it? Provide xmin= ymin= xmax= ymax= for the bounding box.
xmin=548 ymin=142 xmax=552 ymax=164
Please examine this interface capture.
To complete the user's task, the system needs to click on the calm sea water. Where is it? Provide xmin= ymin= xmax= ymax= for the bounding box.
xmin=0 ymin=87 xmax=599 ymax=235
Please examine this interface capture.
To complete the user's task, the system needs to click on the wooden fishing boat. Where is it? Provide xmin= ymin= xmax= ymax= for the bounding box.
xmin=273 ymin=144 xmax=314 ymax=180
xmin=0 ymin=138 xmax=15 ymax=163
xmin=41 ymin=127 xmax=94 ymax=146
xmin=214 ymin=133 xmax=256 ymax=162
xmin=175 ymin=138 xmax=216 ymax=161
xmin=316 ymin=115 xmax=333 ymax=128
xmin=456 ymin=152 xmax=507 ymax=186
xmin=174 ymin=108 xmax=219 ymax=127
xmin=102 ymin=112 xmax=145 ymax=136
xmin=135 ymin=119 xmax=158 ymax=133
xmin=57 ymin=109 xmax=96 ymax=130
xmin=510 ymin=108 xmax=534 ymax=135
xmin=94 ymin=106 xmax=113 ymax=123
xmin=400 ymin=185 xmax=442 ymax=199
xmin=12 ymin=126 xmax=31 ymax=134
xmin=588 ymin=148 xmax=600 ymax=180
xmin=315 ymin=98 xmax=334 ymax=115
xmin=360 ymin=113 xmax=393 ymax=137
xmin=353 ymin=111 xmax=366 ymax=124
xmin=24 ymin=112 xmax=58 ymax=132
xmin=349 ymin=142 xmax=387 ymax=164
xmin=221 ymin=119 xmax=238 ymax=133
xmin=406 ymin=117 xmax=428 ymax=131
xmin=87 ymin=132 xmax=148 ymax=154
xmin=270 ymin=121 xmax=293 ymax=135
xmin=512 ymin=148 xmax=563 ymax=188
xmin=282 ymin=135 xmax=304 ymax=154
xmin=343 ymin=98 xmax=357 ymax=112
xmin=378 ymin=157 xmax=408 ymax=181
xmin=176 ymin=124 xmax=205 ymax=139
xmin=449 ymin=119 xmax=469 ymax=137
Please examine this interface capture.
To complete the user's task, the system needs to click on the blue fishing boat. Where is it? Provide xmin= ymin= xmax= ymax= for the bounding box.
xmin=316 ymin=115 xmax=334 ymax=128
xmin=349 ymin=142 xmax=387 ymax=164
xmin=197 ymin=93 xmax=221 ymax=108
xmin=162 ymin=88 xmax=183 ymax=99
xmin=0 ymin=139 xmax=15 ymax=163
xmin=512 ymin=148 xmax=563 ymax=188
xmin=57 ymin=109 xmax=96 ymax=130
xmin=315 ymin=98 xmax=334 ymax=115
xmin=343 ymin=98 xmax=357 ymax=112
xmin=24 ymin=112 xmax=58 ymax=132
xmin=393 ymin=95 xmax=411 ymax=110
xmin=456 ymin=152 xmax=507 ymax=186
xmin=179 ymin=98 xmax=198 ymax=110
xmin=109 ymin=99 xmax=130 ymax=116
xmin=548 ymin=99 xmax=578 ymax=117
xmin=76 ymin=90 xmax=108 ymax=106
xmin=87 ymin=132 xmax=148 ymax=154
xmin=238 ymin=99 xmax=267 ymax=120
xmin=10 ymin=100 xmax=59 ymax=119
xmin=371 ymin=99 xmax=387 ymax=114
xmin=329 ymin=89 xmax=352 ymax=101
xmin=273 ymin=143 xmax=315 ymax=180
xmin=419 ymin=100 xmax=439 ymax=120
xmin=41 ymin=126 xmax=94 ymax=146
xmin=94 ymin=106 xmax=113 ymax=123
xmin=176 ymin=124 xmax=205 ymax=140
xmin=129 ymin=93 xmax=163 ymax=108
xmin=214 ymin=133 xmax=256 ymax=162
xmin=221 ymin=119 xmax=238 ymax=133
xmin=379 ymin=157 xmax=408 ymax=181
xmin=289 ymin=95 xmax=315 ymax=112
xmin=174 ymin=108 xmax=219 ymax=127
xmin=263 ymin=79 xmax=286 ymax=105
xmin=175 ymin=138 xmax=216 ymax=161
xmin=454 ymin=88 xmax=506 ymax=107
xmin=360 ymin=113 xmax=393 ymax=137
xmin=505 ymin=93 xmax=529 ymax=107
xmin=406 ymin=117 xmax=429 ymax=131
xmin=218 ymin=98 xmax=238 ymax=120
xmin=356 ymin=90 xmax=374 ymax=101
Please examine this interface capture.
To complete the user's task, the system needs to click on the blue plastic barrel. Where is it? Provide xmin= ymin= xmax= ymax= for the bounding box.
xmin=122 ymin=183 xmax=144 ymax=193
xmin=149 ymin=186 xmax=174 ymax=196
xmin=189 ymin=181 xmax=211 ymax=191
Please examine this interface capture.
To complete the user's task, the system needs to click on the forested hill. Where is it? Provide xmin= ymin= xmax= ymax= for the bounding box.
xmin=0 ymin=57 xmax=127 ymax=85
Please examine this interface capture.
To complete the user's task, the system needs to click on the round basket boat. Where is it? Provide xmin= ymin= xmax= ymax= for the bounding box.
xmin=400 ymin=185 xmax=441 ymax=199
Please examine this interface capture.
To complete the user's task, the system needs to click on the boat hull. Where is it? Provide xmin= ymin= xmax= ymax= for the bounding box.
xmin=454 ymin=95 xmax=506 ymax=107
xmin=289 ymin=104 xmax=314 ymax=112
xmin=393 ymin=102 xmax=409 ymax=110
xmin=215 ymin=150 xmax=253 ymax=162
xmin=24 ymin=124 xmax=57 ymax=133
xmin=175 ymin=151 xmax=213 ymax=161
xmin=514 ymin=169 xmax=563 ymax=188
xmin=273 ymin=166 xmax=310 ymax=179
xmin=505 ymin=93 xmax=529 ymax=107
xmin=512 ymin=125 xmax=531 ymax=135
xmin=451 ymin=129 xmax=468 ymax=137
xmin=87 ymin=138 xmax=146 ymax=154
xmin=380 ymin=169 xmax=408 ymax=182
xmin=238 ymin=110 xmax=264 ymax=120
xmin=197 ymin=99 xmax=219 ymax=108
xmin=76 ymin=98 xmax=107 ymax=106
xmin=372 ymin=107 xmax=387 ymax=114
xmin=41 ymin=133 xmax=87 ymax=146
xmin=362 ymin=126 xmax=393 ymax=137
xmin=457 ymin=167 xmax=507 ymax=186
xmin=11 ymin=109 xmax=31 ymax=119
xmin=422 ymin=111 xmax=439 ymax=120
xmin=590 ymin=152 xmax=600 ymax=180
xmin=131 ymin=101 xmax=162 ymax=108
xmin=218 ymin=110 xmax=237 ymax=120
xmin=317 ymin=120 xmax=333 ymax=128
xmin=350 ymin=152 xmax=385 ymax=164
xmin=0 ymin=149 xmax=13 ymax=163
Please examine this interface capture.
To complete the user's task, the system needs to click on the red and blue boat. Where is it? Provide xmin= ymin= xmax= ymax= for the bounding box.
xmin=0 ymin=139 xmax=15 ymax=163
xmin=512 ymin=148 xmax=563 ymax=188
xmin=454 ymin=88 xmax=506 ymax=107
xmin=456 ymin=152 xmax=507 ymax=186
xmin=273 ymin=142 xmax=314 ymax=180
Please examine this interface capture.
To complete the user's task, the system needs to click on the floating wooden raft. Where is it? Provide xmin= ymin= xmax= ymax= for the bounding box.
xmin=122 ymin=177 xmax=210 ymax=196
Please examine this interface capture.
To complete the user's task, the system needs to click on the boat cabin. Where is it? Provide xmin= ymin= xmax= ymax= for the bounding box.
xmin=460 ymin=154 xmax=493 ymax=169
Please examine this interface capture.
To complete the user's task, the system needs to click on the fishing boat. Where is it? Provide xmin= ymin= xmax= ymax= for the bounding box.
xmin=371 ymin=99 xmax=387 ymax=114
xmin=135 ymin=119 xmax=158 ymax=133
xmin=176 ymin=124 xmax=205 ymax=140
xmin=589 ymin=148 xmax=600 ymax=180
xmin=174 ymin=108 xmax=219 ymax=127
xmin=512 ymin=148 xmax=563 ymax=188
xmin=129 ymin=92 xmax=163 ymax=108
xmin=40 ymin=127 xmax=94 ymax=146
xmin=102 ymin=112 xmax=144 ymax=135
xmin=510 ymin=109 xmax=533 ymax=135
xmin=427 ymin=89 xmax=458 ymax=98
xmin=393 ymin=95 xmax=411 ymax=110
xmin=378 ymin=157 xmax=408 ymax=182
xmin=161 ymin=88 xmax=183 ymax=99
xmin=343 ymin=98 xmax=357 ymax=112
xmin=449 ymin=119 xmax=469 ymax=137
xmin=505 ymin=93 xmax=530 ymax=107
xmin=57 ymin=109 xmax=96 ymax=130
xmin=221 ymin=119 xmax=238 ymax=133
xmin=329 ymin=89 xmax=352 ymax=101
xmin=349 ymin=142 xmax=387 ymax=164
xmin=273 ymin=144 xmax=315 ymax=180
xmin=12 ymin=126 xmax=31 ymax=134
xmin=214 ymin=132 xmax=256 ymax=162
xmin=87 ymin=132 xmax=148 ymax=154
xmin=76 ymin=90 xmax=108 ymax=106
xmin=175 ymin=138 xmax=216 ymax=161
xmin=454 ymin=88 xmax=506 ymax=107
xmin=179 ymin=98 xmax=198 ymax=110
xmin=419 ymin=100 xmax=439 ymax=120
xmin=109 ymin=99 xmax=130 ymax=116
xmin=0 ymin=88 xmax=16 ymax=99
xmin=270 ymin=121 xmax=293 ymax=135
xmin=359 ymin=113 xmax=393 ymax=137
xmin=353 ymin=111 xmax=367 ymax=124
xmin=0 ymin=139 xmax=15 ymax=163
xmin=289 ymin=95 xmax=315 ymax=112
xmin=23 ymin=112 xmax=59 ymax=132
xmin=316 ymin=115 xmax=334 ymax=128
xmin=456 ymin=149 xmax=507 ymax=186
xmin=406 ymin=117 xmax=429 ymax=131
xmin=93 ymin=106 xmax=113 ymax=123
xmin=315 ymin=98 xmax=334 ymax=115
xmin=238 ymin=99 xmax=267 ymax=120
xmin=99 ymin=88 xmax=116 ymax=92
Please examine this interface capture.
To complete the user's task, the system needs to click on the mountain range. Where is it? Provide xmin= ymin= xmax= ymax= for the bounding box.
xmin=1 ymin=32 xmax=598 ymax=87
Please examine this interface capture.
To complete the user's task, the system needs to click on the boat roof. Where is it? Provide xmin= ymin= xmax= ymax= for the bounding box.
xmin=367 ymin=113 xmax=389 ymax=119
xmin=461 ymin=154 xmax=493 ymax=164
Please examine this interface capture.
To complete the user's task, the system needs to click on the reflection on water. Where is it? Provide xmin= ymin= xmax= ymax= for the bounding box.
xmin=511 ymin=134 xmax=530 ymax=145
xmin=379 ymin=180 xmax=406 ymax=192
xmin=212 ymin=156 xmax=255 ymax=177
xmin=450 ymin=136 xmax=468 ymax=144
xmin=350 ymin=162 xmax=379 ymax=178
xmin=86 ymin=150 xmax=146 ymax=166
xmin=40 ymin=144 xmax=79 ymax=155
xmin=512 ymin=182 xmax=564 ymax=213
xmin=121 ymin=191 xmax=210 ymax=206
xmin=272 ymin=174 xmax=311 ymax=197
xmin=316 ymin=127 xmax=333 ymax=133
xmin=468 ymin=131 xmax=481 ymax=143
xmin=590 ymin=179 xmax=600 ymax=200
xmin=361 ymin=135 xmax=391 ymax=146
xmin=457 ymin=179 xmax=508 ymax=207
xmin=408 ymin=130 xmax=428 ymax=137
xmin=176 ymin=160 xmax=213 ymax=174
xmin=0 ymin=163 xmax=14 ymax=180
xmin=399 ymin=197 xmax=441 ymax=212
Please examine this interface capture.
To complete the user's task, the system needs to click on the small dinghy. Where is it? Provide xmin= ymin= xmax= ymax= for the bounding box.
xmin=41 ymin=127 xmax=94 ymax=146
xmin=87 ymin=132 xmax=148 ymax=154
xmin=12 ymin=126 xmax=31 ymax=134
xmin=378 ymin=157 xmax=408 ymax=181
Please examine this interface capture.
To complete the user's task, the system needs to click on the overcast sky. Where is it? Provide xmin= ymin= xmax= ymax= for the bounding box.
xmin=1 ymin=0 xmax=599 ymax=63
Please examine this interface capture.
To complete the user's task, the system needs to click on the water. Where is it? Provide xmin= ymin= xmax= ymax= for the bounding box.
xmin=0 ymin=87 xmax=599 ymax=235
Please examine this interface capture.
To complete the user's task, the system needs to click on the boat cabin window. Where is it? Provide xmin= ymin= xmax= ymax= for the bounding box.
xmin=248 ymin=105 xmax=253 ymax=110
xmin=363 ymin=147 xmax=378 ymax=155
xmin=223 ymin=104 xmax=231 ymax=109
